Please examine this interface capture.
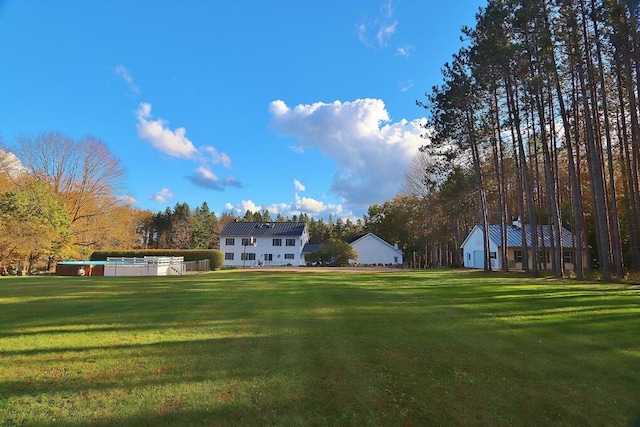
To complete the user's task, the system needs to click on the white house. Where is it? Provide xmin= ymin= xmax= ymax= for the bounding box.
xmin=461 ymin=222 xmax=581 ymax=270
xmin=219 ymin=221 xmax=309 ymax=267
xmin=347 ymin=233 xmax=403 ymax=266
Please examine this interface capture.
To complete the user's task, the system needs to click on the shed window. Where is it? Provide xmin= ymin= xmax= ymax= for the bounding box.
xmin=514 ymin=250 xmax=523 ymax=263
xmin=538 ymin=251 xmax=550 ymax=264
xmin=563 ymin=250 xmax=574 ymax=264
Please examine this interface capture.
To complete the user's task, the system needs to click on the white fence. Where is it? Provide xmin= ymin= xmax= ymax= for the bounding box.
xmin=104 ymin=256 xmax=185 ymax=277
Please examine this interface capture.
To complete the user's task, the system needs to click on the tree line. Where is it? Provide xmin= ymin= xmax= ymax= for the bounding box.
xmin=408 ymin=0 xmax=640 ymax=280
xmin=138 ymin=206 xmax=369 ymax=250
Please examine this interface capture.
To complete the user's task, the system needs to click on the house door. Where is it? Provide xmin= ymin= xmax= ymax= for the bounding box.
xmin=473 ymin=251 xmax=484 ymax=269
xmin=490 ymin=252 xmax=498 ymax=269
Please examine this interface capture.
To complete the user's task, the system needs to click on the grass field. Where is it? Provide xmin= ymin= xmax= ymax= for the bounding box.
xmin=0 ymin=269 xmax=639 ymax=426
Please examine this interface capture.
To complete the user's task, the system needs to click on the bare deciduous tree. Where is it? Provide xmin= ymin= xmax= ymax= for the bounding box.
xmin=13 ymin=131 xmax=127 ymax=255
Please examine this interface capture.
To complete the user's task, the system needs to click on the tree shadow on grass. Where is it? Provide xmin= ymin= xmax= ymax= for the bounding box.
xmin=1 ymin=271 xmax=639 ymax=426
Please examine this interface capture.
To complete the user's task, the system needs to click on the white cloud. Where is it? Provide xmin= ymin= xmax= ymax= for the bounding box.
xmin=224 ymin=195 xmax=354 ymax=221
xmin=269 ymin=98 xmax=425 ymax=210
xmin=0 ymin=149 xmax=26 ymax=177
xmin=356 ymin=22 xmax=371 ymax=47
xmin=294 ymin=179 xmax=306 ymax=192
xmin=150 ymin=188 xmax=174 ymax=204
xmin=136 ymin=103 xmax=199 ymax=159
xmin=201 ymin=146 xmax=232 ymax=167
xmin=186 ymin=166 xmax=242 ymax=191
xmin=380 ymin=0 xmax=394 ymax=18
xmin=396 ymin=46 xmax=414 ymax=58
xmin=225 ymin=200 xmax=259 ymax=214
xmin=135 ymin=103 xmax=233 ymax=164
xmin=356 ymin=0 xmax=398 ymax=48
xmin=295 ymin=195 xmax=325 ymax=213
xmin=188 ymin=166 xmax=219 ymax=189
xmin=224 ymin=200 xmax=288 ymax=217
xmin=119 ymin=195 xmax=137 ymax=205
xmin=114 ymin=65 xmax=140 ymax=95
xmin=376 ymin=21 xmax=398 ymax=46
xmin=294 ymin=194 xmax=349 ymax=217
xmin=398 ymin=80 xmax=414 ymax=92
xmin=135 ymin=102 xmax=239 ymax=192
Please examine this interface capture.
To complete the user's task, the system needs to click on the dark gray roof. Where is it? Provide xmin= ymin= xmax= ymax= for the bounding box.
xmin=220 ymin=221 xmax=307 ymax=237
xmin=302 ymin=243 xmax=326 ymax=254
xmin=346 ymin=233 xmax=368 ymax=244
xmin=479 ymin=224 xmax=576 ymax=248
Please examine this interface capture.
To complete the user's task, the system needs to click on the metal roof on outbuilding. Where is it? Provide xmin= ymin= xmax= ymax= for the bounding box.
xmin=478 ymin=224 xmax=577 ymax=248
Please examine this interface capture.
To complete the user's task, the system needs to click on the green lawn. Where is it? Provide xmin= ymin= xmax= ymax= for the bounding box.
xmin=0 ymin=269 xmax=638 ymax=426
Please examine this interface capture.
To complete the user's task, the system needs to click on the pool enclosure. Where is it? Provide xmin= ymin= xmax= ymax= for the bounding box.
xmin=56 ymin=256 xmax=187 ymax=277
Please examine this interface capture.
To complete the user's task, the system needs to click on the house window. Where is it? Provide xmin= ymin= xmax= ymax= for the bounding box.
xmin=284 ymin=253 xmax=295 ymax=260
xmin=225 ymin=253 xmax=234 ymax=260
xmin=272 ymin=238 xmax=282 ymax=246
xmin=563 ymin=250 xmax=574 ymax=264
xmin=241 ymin=253 xmax=256 ymax=261
xmin=394 ymin=257 xmax=398 ymax=263
xmin=286 ymin=238 xmax=296 ymax=246
xmin=514 ymin=250 xmax=523 ymax=263
xmin=467 ymin=253 xmax=471 ymax=260
xmin=489 ymin=252 xmax=497 ymax=259
xmin=225 ymin=238 xmax=235 ymax=246
xmin=242 ymin=238 xmax=254 ymax=246
xmin=264 ymin=254 xmax=273 ymax=262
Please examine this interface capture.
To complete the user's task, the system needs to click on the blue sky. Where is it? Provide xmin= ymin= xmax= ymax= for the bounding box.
xmin=0 ymin=1 xmax=484 ymax=219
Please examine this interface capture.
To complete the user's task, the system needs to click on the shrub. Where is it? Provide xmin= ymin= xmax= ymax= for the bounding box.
xmin=210 ymin=250 xmax=224 ymax=270
xmin=306 ymin=240 xmax=358 ymax=267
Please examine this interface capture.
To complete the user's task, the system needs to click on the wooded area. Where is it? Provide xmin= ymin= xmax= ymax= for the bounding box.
xmin=0 ymin=133 xmax=145 ymax=273
xmin=414 ymin=0 xmax=640 ymax=280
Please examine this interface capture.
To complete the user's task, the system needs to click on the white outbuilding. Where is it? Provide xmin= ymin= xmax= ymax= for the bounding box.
xmin=460 ymin=221 xmax=581 ymax=270
xmin=347 ymin=232 xmax=403 ymax=266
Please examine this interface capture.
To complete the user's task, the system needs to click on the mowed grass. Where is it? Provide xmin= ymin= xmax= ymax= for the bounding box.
xmin=0 ymin=269 xmax=639 ymax=426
